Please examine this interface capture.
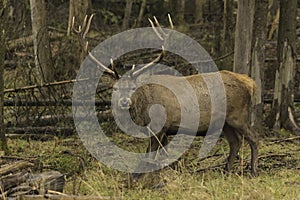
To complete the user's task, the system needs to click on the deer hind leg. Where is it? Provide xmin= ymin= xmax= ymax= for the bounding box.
xmin=243 ymin=126 xmax=259 ymax=176
xmin=223 ymin=123 xmax=242 ymax=173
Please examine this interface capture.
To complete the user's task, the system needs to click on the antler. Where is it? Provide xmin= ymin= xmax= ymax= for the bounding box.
xmin=72 ymin=14 xmax=117 ymax=77
xmin=132 ymin=14 xmax=174 ymax=77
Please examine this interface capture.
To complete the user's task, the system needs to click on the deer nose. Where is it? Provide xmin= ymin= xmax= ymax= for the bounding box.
xmin=119 ymin=98 xmax=132 ymax=109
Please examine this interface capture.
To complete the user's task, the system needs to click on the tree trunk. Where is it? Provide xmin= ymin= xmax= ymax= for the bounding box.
xmin=267 ymin=0 xmax=279 ymax=40
xmin=177 ymin=0 xmax=185 ymax=25
xmin=122 ymin=0 xmax=133 ymax=31
xmin=67 ymin=0 xmax=89 ymax=36
xmin=212 ymin=0 xmax=224 ymax=58
xmin=220 ymin=0 xmax=234 ymax=70
xmin=250 ymin=0 xmax=268 ymax=134
xmin=30 ymin=0 xmax=54 ymax=83
xmin=271 ymin=0 xmax=299 ymax=133
xmin=222 ymin=0 xmax=234 ymax=51
xmin=233 ymin=0 xmax=255 ymax=74
xmin=135 ymin=0 xmax=147 ymax=27
xmin=0 ymin=0 xmax=8 ymax=154
xmin=194 ymin=0 xmax=205 ymax=24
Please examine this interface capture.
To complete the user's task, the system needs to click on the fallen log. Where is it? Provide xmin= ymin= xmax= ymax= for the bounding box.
xmin=3 ymin=100 xmax=110 ymax=107
xmin=7 ymin=32 xmax=64 ymax=50
xmin=0 ymin=172 xmax=29 ymax=191
xmin=5 ymin=134 xmax=56 ymax=141
xmin=0 ymin=161 xmax=34 ymax=176
xmin=28 ymin=171 xmax=65 ymax=193
xmin=6 ymin=110 xmax=113 ymax=128
xmin=6 ymin=127 xmax=74 ymax=136
xmin=19 ymin=194 xmax=111 ymax=200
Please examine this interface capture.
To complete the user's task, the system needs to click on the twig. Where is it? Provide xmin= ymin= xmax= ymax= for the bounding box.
xmin=4 ymin=78 xmax=104 ymax=93
xmin=214 ymin=51 xmax=234 ymax=61
xmin=258 ymin=153 xmax=292 ymax=159
xmin=195 ymin=162 xmax=227 ymax=172
xmin=269 ymin=136 xmax=300 ymax=144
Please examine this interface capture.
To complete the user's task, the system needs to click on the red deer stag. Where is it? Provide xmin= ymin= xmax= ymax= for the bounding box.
xmin=73 ymin=15 xmax=259 ymax=177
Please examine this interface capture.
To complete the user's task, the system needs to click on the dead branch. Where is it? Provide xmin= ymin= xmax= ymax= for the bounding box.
xmin=0 ymin=156 xmax=35 ymax=162
xmin=4 ymin=78 xmax=105 ymax=93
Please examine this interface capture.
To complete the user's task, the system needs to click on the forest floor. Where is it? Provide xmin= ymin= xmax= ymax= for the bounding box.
xmin=3 ymin=24 xmax=300 ymax=199
xmin=6 ymin=129 xmax=300 ymax=200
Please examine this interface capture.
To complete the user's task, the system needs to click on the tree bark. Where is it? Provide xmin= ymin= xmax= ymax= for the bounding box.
xmin=233 ymin=0 xmax=255 ymax=74
xmin=250 ymin=0 xmax=268 ymax=133
xmin=0 ymin=0 xmax=8 ymax=154
xmin=30 ymin=0 xmax=54 ymax=83
xmin=122 ymin=0 xmax=133 ymax=31
xmin=271 ymin=0 xmax=299 ymax=133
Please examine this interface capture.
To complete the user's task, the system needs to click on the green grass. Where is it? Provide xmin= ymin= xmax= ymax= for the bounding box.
xmin=5 ymin=133 xmax=300 ymax=200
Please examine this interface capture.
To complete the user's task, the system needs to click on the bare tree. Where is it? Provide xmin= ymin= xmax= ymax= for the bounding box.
xmin=30 ymin=0 xmax=54 ymax=83
xmin=250 ymin=0 xmax=268 ymax=133
xmin=122 ymin=0 xmax=133 ymax=30
xmin=135 ymin=0 xmax=147 ymax=27
xmin=271 ymin=0 xmax=299 ymax=133
xmin=222 ymin=0 xmax=234 ymax=52
xmin=0 ymin=0 xmax=8 ymax=153
xmin=233 ymin=0 xmax=255 ymax=74
xmin=194 ymin=0 xmax=206 ymax=24
xmin=267 ymin=0 xmax=279 ymax=40
xmin=177 ymin=0 xmax=185 ymax=25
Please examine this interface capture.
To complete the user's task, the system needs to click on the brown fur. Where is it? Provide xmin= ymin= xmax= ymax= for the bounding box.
xmin=114 ymin=70 xmax=259 ymax=176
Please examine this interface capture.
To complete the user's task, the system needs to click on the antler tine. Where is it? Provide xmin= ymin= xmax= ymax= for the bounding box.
xmin=88 ymin=52 xmax=115 ymax=75
xmin=131 ymin=15 xmax=173 ymax=77
xmin=132 ymin=46 xmax=165 ymax=77
xmin=72 ymin=16 xmax=81 ymax=34
xmin=168 ymin=14 xmax=174 ymax=29
xmin=153 ymin=16 xmax=166 ymax=36
xmin=81 ymin=15 xmax=88 ymax=32
xmin=72 ymin=14 xmax=117 ymax=78
xmin=110 ymin=58 xmax=114 ymax=70
xmin=148 ymin=18 xmax=163 ymax=41
xmin=83 ymin=14 xmax=94 ymax=39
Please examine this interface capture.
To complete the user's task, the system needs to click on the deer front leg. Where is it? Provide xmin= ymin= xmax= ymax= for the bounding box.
xmin=131 ymin=128 xmax=168 ymax=180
